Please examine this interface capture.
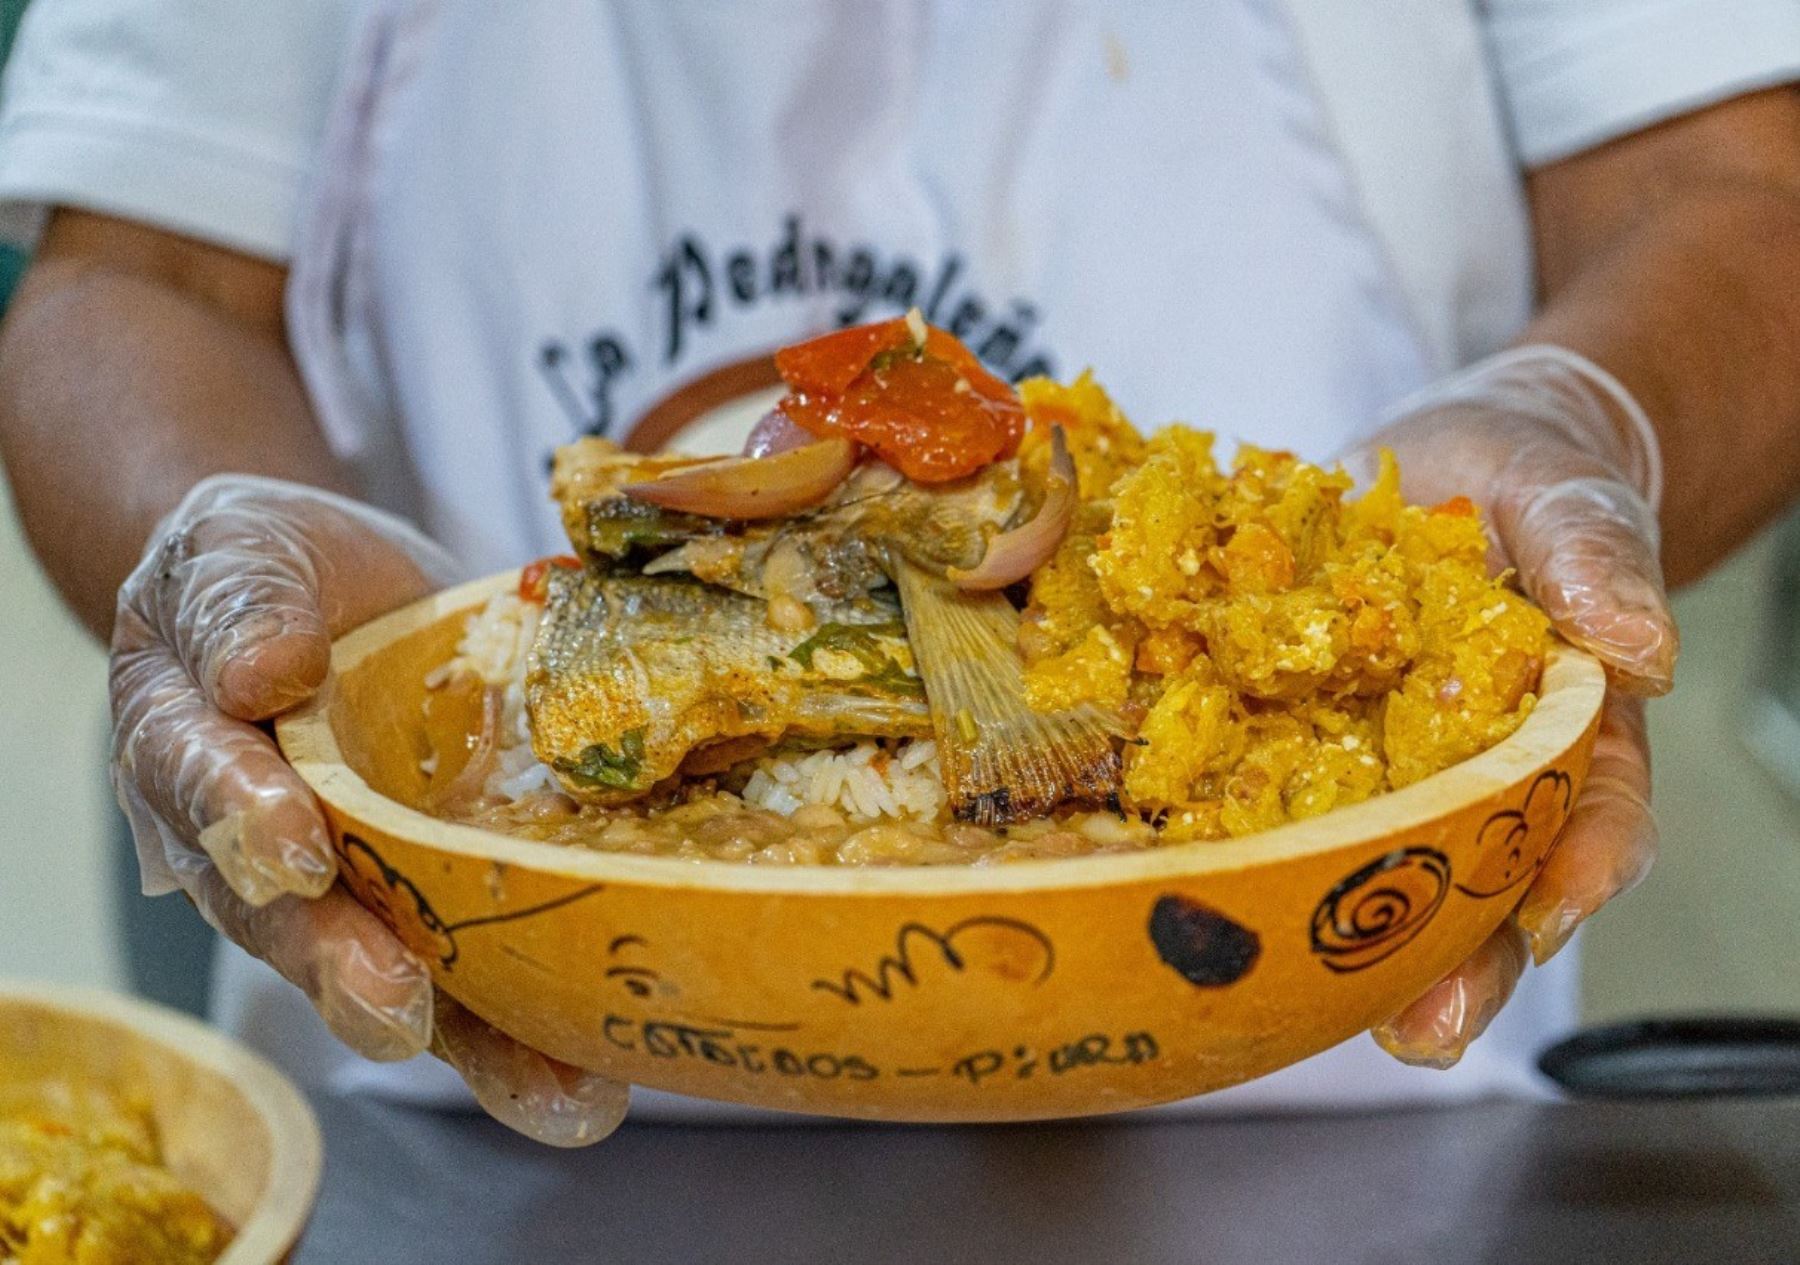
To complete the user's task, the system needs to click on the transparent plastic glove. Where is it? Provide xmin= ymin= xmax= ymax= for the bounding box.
xmin=110 ymin=474 xmax=628 ymax=1144
xmin=1339 ymin=346 xmax=1675 ymax=1068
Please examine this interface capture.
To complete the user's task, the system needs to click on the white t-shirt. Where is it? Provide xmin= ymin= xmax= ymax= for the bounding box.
xmin=2 ymin=1 xmax=1795 ymax=1119
xmin=4 ymin=0 xmax=1798 ymax=292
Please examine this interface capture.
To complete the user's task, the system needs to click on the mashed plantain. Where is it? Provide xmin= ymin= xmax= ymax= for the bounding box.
xmin=0 ymin=1077 xmax=229 ymax=1265
xmin=1018 ymin=377 xmax=1550 ymax=841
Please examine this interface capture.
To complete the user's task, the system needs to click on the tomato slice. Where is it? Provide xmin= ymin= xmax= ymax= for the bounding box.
xmin=773 ymin=316 xmax=1023 ymax=483
xmin=520 ymin=554 xmax=581 ymax=602
xmin=774 ymin=319 xmax=908 ymax=396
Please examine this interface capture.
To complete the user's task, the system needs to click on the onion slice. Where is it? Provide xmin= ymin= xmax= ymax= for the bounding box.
xmin=947 ymin=425 xmax=1076 ymax=590
xmin=621 ymin=436 xmax=857 ymax=520
xmin=743 ymin=407 xmax=817 ymax=457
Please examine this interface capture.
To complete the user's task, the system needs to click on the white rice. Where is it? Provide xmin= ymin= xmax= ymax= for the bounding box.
xmin=429 ymin=592 xmax=946 ymax=822
xmin=740 ymin=739 xmax=944 ymax=823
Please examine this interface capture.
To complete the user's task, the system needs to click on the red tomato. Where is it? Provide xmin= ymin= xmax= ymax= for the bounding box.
xmin=519 ymin=554 xmax=581 ymax=602
xmin=774 ymin=317 xmax=1023 ymax=482
xmin=774 ymin=319 xmax=908 ymax=396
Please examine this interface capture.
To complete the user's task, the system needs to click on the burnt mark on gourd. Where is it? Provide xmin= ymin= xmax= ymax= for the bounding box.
xmin=1147 ymin=895 xmax=1261 ymax=987
xmin=1309 ymin=847 xmax=1451 ymax=973
xmin=812 ymin=917 xmax=1055 ymax=1005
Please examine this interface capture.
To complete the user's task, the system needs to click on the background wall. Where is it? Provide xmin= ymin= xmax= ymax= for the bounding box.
xmin=0 ymin=473 xmax=122 ymax=990
xmin=1583 ymin=524 xmax=1800 ymax=1021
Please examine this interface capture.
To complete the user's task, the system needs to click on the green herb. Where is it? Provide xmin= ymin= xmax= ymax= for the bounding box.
xmin=788 ymin=621 xmax=924 ymax=698
xmin=867 ymin=343 xmax=924 ymax=375
xmin=788 ymin=621 xmax=906 ymax=669
xmin=554 ymin=728 xmax=647 ymax=790
xmin=855 ymin=658 xmax=927 ymax=700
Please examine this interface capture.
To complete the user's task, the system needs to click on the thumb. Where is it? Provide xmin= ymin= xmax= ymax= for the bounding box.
xmin=1491 ymin=473 xmax=1677 ymax=695
xmin=129 ymin=480 xmax=335 ymax=720
xmin=129 ymin=478 xmax=453 ymax=720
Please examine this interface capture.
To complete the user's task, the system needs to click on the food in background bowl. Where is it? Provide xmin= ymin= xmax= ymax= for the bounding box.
xmin=0 ymin=983 xmax=321 ymax=1264
xmin=418 ymin=314 xmax=1551 ymax=866
xmin=0 ymin=1075 xmax=231 ymax=1263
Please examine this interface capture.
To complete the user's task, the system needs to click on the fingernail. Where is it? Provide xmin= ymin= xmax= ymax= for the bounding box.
xmin=211 ymin=613 xmax=331 ymax=718
xmin=1372 ymin=990 xmax=1507 ymax=1071
xmin=1520 ymin=899 xmax=1584 ymax=966
xmin=1594 ymin=598 xmax=1677 ymax=693
xmin=207 ymin=610 xmax=288 ymax=686
xmin=434 ymin=1011 xmax=630 ymax=1148
xmin=1604 ymin=572 xmax=1665 ymax=616
xmin=216 ymin=656 xmax=318 ymax=719
xmin=199 ymin=814 xmax=289 ymax=907
xmin=281 ymin=832 xmax=338 ymax=899
xmin=212 ymin=814 xmax=338 ymax=905
xmin=524 ymin=1067 xmax=631 ymax=1148
xmin=316 ymin=943 xmax=433 ymax=1062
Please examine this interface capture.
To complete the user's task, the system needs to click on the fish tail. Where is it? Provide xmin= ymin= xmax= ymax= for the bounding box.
xmin=894 ymin=560 xmax=1121 ymax=825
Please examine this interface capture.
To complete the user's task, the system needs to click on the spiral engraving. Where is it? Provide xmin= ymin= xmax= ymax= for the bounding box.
xmin=1309 ymin=847 xmax=1452 ymax=974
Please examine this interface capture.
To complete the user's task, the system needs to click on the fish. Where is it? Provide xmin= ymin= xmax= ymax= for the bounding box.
xmin=528 ymin=566 xmax=930 ymax=803
xmin=543 ymin=438 xmax=1123 ymax=823
xmin=553 ymin=439 xmax=1024 ymax=604
xmin=552 ymin=440 xmax=726 ymax=565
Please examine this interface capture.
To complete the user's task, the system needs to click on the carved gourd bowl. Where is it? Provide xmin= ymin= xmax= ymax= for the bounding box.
xmin=277 ymin=572 xmax=1604 ymax=1121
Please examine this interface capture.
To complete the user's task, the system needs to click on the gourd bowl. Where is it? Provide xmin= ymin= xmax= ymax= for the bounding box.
xmin=276 ymin=570 xmax=1605 ymax=1122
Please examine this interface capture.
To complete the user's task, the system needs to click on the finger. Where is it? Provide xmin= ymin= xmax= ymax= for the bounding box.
xmin=111 ymin=624 xmax=336 ymax=904
xmin=191 ymin=866 xmax=435 ymax=1062
xmin=1490 ymin=473 xmax=1677 ymax=696
xmin=1372 ymin=922 xmax=1529 ymax=1070
xmin=126 ymin=478 xmax=450 ymax=721
xmin=1516 ymin=694 xmax=1657 ymax=965
xmin=127 ymin=484 xmax=334 ymax=720
xmin=433 ymin=996 xmax=629 ymax=1148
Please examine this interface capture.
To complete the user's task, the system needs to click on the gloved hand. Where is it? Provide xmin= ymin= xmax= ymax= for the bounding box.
xmin=110 ymin=474 xmax=628 ymax=1145
xmin=1339 ymin=346 xmax=1677 ymax=1069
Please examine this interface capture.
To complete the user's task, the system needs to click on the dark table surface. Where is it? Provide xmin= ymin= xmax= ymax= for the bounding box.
xmin=295 ymin=1094 xmax=1799 ymax=1264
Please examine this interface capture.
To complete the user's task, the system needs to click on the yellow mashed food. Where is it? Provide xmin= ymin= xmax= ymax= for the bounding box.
xmin=1015 ymin=376 xmax=1550 ymax=842
xmin=439 ymin=371 xmax=1551 ymax=865
xmin=0 ymin=1077 xmax=229 ymax=1265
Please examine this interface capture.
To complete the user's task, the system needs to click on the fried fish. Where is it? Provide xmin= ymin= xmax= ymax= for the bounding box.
xmin=538 ymin=438 xmax=1121 ymax=822
xmin=528 ymin=567 xmax=929 ymax=802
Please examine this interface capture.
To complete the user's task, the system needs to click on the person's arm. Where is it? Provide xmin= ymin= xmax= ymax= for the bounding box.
xmin=0 ymin=207 xmax=351 ymax=637
xmin=1525 ymin=85 xmax=1800 ymax=586
xmin=1361 ymin=87 xmax=1800 ymax=1067
xmin=0 ymin=207 xmax=628 ymax=1145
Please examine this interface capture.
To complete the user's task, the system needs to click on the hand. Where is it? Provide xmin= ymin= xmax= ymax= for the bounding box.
xmin=1339 ymin=347 xmax=1677 ymax=1069
xmin=110 ymin=475 xmax=628 ymax=1144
